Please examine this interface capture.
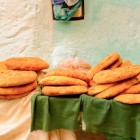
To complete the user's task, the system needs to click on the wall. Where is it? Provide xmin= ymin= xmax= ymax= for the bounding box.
xmin=0 ymin=0 xmax=140 ymax=68
xmin=0 ymin=0 xmax=53 ymax=64
xmin=52 ymin=0 xmax=140 ymax=67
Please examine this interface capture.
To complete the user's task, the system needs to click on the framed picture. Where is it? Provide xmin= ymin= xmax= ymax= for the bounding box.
xmin=52 ymin=0 xmax=84 ymax=21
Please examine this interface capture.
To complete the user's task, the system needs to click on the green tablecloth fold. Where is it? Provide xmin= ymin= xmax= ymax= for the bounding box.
xmin=81 ymin=94 xmax=140 ymax=140
xmin=31 ymin=94 xmax=81 ymax=131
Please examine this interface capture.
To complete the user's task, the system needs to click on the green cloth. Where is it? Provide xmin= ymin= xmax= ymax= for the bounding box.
xmin=81 ymin=94 xmax=140 ymax=140
xmin=31 ymin=94 xmax=81 ymax=131
xmin=31 ymin=93 xmax=140 ymax=140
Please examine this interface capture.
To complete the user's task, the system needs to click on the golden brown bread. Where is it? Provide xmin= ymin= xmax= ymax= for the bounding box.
xmin=107 ymin=57 xmax=122 ymax=69
xmin=45 ymin=69 xmax=89 ymax=82
xmin=0 ymin=62 xmax=9 ymax=70
xmin=0 ymin=70 xmax=37 ymax=87
xmin=114 ymin=94 xmax=140 ymax=104
xmin=120 ymin=60 xmax=132 ymax=67
xmin=0 ymin=81 xmax=37 ymax=95
xmin=5 ymin=57 xmax=49 ymax=71
xmin=42 ymin=86 xmax=88 ymax=96
xmin=40 ymin=76 xmax=88 ymax=87
xmin=93 ymin=66 xmax=140 ymax=84
xmin=88 ymin=80 xmax=97 ymax=87
xmin=87 ymin=52 xmax=120 ymax=80
xmin=95 ymin=74 xmax=140 ymax=99
xmin=0 ymin=92 xmax=30 ymax=100
xmin=88 ymin=83 xmax=117 ymax=95
xmin=121 ymin=83 xmax=140 ymax=94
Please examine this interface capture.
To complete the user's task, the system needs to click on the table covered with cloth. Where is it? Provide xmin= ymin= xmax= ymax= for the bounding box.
xmin=31 ymin=93 xmax=140 ymax=140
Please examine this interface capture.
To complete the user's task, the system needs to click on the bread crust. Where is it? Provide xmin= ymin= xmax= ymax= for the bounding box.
xmin=93 ymin=66 xmax=140 ymax=84
xmin=0 ymin=81 xmax=37 ymax=95
xmin=107 ymin=57 xmax=122 ymax=69
xmin=87 ymin=52 xmax=120 ymax=80
xmin=45 ymin=69 xmax=89 ymax=82
xmin=5 ymin=57 xmax=49 ymax=71
xmin=114 ymin=94 xmax=140 ymax=104
xmin=42 ymin=86 xmax=87 ymax=96
xmin=0 ymin=70 xmax=37 ymax=87
xmin=121 ymin=83 xmax=140 ymax=94
xmin=95 ymin=74 xmax=140 ymax=99
xmin=120 ymin=60 xmax=132 ymax=67
xmin=0 ymin=92 xmax=30 ymax=99
xmin=40 ymin=76 xmax=88 ymax=87
xmin=0 ymin=62 xmax=9 ymax=70
xmin=88 ymin=83 xmax=117 ymax=95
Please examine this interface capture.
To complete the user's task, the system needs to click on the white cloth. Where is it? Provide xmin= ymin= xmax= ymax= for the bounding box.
xmin=0 ymin=87 xmax=77 ymax=140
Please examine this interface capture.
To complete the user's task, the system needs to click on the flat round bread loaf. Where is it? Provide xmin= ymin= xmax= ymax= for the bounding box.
xmin=0 ymin=92 xmax=30 ymax=100
xmin=45 ymin=69 xmax=89 ymax=82
xmin=0 ymin=70 xmax=37 ymax=87
xmin=93 ymin=66 xmax=140 ymax=84
xmin=40 ymin=76 xmax=88 ymax=87
xmin=114 ymin=94 xmax=140 ymax=104
xmin=0 ymin=81 xmax=37 ymax=95
xmin=5 ymin=57 xmax=49 ymax=71
xmin=95 ymin=74 xmax=140 ymax=99
xmin=87 ymin=52 xmax=120 ymax=80
xmin=88 ymin=82 xmax=117 ymax=95
xmin=42 ymin=86 xmax=88 ymax=96
xmin=122 ymin=83 xmax=140 ymax=94
xmin=107 ymin=57 xmax=122 ymax=69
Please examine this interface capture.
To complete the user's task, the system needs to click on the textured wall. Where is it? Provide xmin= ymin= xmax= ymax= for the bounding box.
xmin=0 ymin=0 xmax=53 ymax=64
xmin=0 ymin=0 xmax=140 ymax=68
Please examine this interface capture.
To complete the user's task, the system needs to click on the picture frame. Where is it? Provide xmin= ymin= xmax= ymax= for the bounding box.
xmin=52 ymin=0 xmax=84 ymax=21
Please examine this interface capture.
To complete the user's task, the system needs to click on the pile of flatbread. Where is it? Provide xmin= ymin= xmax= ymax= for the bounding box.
xmin=2 ymin=54 xmax=140 ymax=104
xmin=87 ymin=52 xmax=140 ymax=104
xmin=0 ymin=57 xmax=49 ymax=99
xmin=40 ymin=69 xmax=89 ymax=96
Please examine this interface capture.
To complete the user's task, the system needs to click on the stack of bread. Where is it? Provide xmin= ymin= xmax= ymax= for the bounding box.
xmin=0 ymin=57 xmax=49 ymax=99
xmin=87 ymin=52 xmax=140 ymax=104
xmin=40 ymin=58 xmax=91 ymax=96
xmin=40 ymin=69 xmax=89 ymax=96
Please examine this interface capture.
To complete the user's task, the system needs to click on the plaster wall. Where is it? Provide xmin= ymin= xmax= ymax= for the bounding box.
xmin=0 ymin=0 xmax=140 ymax=68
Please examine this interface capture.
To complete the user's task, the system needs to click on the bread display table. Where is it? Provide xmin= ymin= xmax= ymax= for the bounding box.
xmin=31 ymin=93 xmax=140 ymax=140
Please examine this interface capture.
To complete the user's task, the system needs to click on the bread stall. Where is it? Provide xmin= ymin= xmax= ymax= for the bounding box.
xmin=0 ymin=0 xmax=140 ymax=140
xmin=30 ymin=52 xmax=140 ymax=140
